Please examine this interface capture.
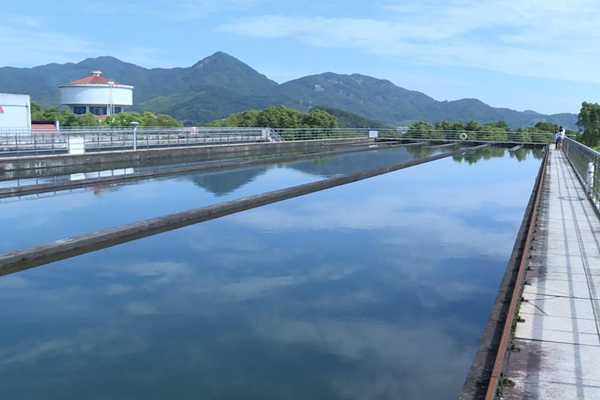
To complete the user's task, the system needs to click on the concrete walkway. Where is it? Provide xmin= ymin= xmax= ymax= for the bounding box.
xmin=505 ymin=149 xmax=600 ymax=399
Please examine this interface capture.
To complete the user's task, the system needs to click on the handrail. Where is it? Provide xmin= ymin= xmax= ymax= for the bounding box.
xmin=0 ymin=126 xmax=554 ymax=158
xmin=562 ymin=137 xmax=600 ymax=212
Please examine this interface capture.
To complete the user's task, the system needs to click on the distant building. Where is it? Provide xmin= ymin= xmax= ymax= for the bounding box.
xmin=31 ymin=120 xmax=59 ymax=132
xmin=0 ymin=93 xmax=31 ymax=130
xmin=59 ymin=70 xmax=133 ymax=118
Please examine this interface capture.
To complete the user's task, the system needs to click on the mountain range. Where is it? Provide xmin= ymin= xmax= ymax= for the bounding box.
xmin=0 ymin=52 xmax=578 ymax=128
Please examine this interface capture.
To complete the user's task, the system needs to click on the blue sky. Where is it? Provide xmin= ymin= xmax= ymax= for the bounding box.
xmin=1 ymin=0 xmax=598 ymax=115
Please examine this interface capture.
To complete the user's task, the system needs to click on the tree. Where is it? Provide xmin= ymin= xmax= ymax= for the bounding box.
xmin=407 ymin=121 xmax=441 ymax=139
xmin=435 ymin=120 xmax=465 ymax=139
xmin=513 ymin=127 xmax=533 ymax=143
xmin=206 ymin=105 xmax=339 ymax=130
xmin=30 ymin=102 xmax=182 ymax=128
xmin=300 ymin=109 xmax=338 ymax=129
xmin=314 ymin=105 xmax=388 ymax=128
xmin=534 ymin=121 xmax=558 ymax=132
xmin=577 ymin=102 xmax=600 ymax=147
xmin=495 ymin=120 xmax=509 ymax=130
xmin=464 ymin=120 xmax=482 ymax=132
xmin=256 ymin=105 xmax=302 ymax=128
xmin=30 ymin=101 xmax=100 ymax=127
xmin=207 ymin=110 xmax=260 ymax=127
xmin=103 ymin=111 xmax=182 ymax=127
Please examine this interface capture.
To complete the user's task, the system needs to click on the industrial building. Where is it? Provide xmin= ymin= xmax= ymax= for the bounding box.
xmin=59 ymin=70 xmax=133 ymax=118
xmin=0 ymin=93 xmax=31 ymax=130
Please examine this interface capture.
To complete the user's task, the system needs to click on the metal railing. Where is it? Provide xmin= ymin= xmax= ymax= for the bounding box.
xmin=0 ymin=127 xmax=267 ymax=157
xmin=266 ymin=128 xmax=285 ymax=142
xmin=270 ymin=128 xmax=555 ymax=143
xmin=0 ymin=126 xmax=555 ymax=158
xmin=563 ymin=137 xmax=600 ymax=210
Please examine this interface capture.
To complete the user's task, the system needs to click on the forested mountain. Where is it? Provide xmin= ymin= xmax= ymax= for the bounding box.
xmin=0 ymin=52 xmax=577 ymax=128
xmin=313 ymin=106 xmax=390 ymax=128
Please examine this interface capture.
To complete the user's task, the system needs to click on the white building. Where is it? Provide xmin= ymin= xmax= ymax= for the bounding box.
xmin=0 ymin=93 xmax=31 ymax=130
xmin=59 ymin=70 xmax=133 ymax=117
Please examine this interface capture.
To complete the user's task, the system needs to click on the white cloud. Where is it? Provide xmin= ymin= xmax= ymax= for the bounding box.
xmin=0 ymin=329 xmax=147 ymax=364
xmin=125 ymin=301 xmax=158 ymax=315
xmin=226 ymin=178 xmax=531 ymax=260
xmin=0 ymin=13 xmax=97 ymax=66
xmin=219 ymin=0 xmax=600 ymax=84
xmin=253 ymin=317 xmax=476 ymax=399
xmin=87 ymin=0 xmax=269 ymax=20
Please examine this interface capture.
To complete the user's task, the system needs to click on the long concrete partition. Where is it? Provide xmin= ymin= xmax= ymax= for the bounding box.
xmin=0 ymin=138 xmax=372 ymax=172
xmin=0 ymin=144 xmax=487 ymax=277
xmin=0 ymin=141 xmax=425 ymax=199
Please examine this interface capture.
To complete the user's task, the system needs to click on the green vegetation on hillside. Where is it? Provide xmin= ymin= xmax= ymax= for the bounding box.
xmin=313 ymin=106 xmax=389 ymax=128
xmin=403 ymin=119 xmax=575 ymax=143
xmin=207 ymin=105 xmax=339 ymax=141
xmin=31 ymin=102 xmax=99 ymax=127
xmin=103 ymin=112 xmax=182 ymax=127
xmin=0 ymin=53 xmax=577 ymax=128
xmin=207 ymin=105 xmax=338 ymax=129
xmin=31 ymin=102 xmax=182 ymax=127
xmin=577 ymin=102 xmax=600 ymax=148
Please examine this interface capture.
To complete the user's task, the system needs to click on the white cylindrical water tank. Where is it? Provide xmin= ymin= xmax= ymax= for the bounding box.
xmin=58 ymin=70 xmax=134 ymax=114
xmin=59 ymin=85 xmax=133 ymax=107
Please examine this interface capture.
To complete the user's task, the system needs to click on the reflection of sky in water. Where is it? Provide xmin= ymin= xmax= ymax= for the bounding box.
xmin=0 ymin=149 xmax=541 ymax=399
xmin=0 ymin=146 xmax=426 ymax=252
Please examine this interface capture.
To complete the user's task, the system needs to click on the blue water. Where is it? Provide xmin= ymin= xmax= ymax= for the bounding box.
xmin=0 ymin=145 xmax=436 ymax=253
xmin=0 ymin=147 xmax=542 ymax=399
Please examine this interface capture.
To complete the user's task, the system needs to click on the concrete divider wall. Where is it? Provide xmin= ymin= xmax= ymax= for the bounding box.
xmin=0 ymin=145 xmax=485 ymax=276
xmin=0 ymin=138 xmax=372 ymax=172
xmin=0 ymin=142 xmax=417 ymax=199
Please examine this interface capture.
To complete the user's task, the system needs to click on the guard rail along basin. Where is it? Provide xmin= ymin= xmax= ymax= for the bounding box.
xmin=0 ymin=126 xmax=555 ymax=158
xmin=562 ymin=137 xmax=600 ymax=213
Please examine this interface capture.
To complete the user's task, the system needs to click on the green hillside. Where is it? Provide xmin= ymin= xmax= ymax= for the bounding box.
xmin=0 ymin=52 xmax=578 ymax=129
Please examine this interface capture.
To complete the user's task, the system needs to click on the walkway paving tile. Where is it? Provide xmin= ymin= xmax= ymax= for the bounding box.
xmin=516 ymin=314 xmax=600 ymax=346
xmin=505 ymin=149 xmax=600 ymax=399
xmin=506 ymin=340 xmax=600 ymax=400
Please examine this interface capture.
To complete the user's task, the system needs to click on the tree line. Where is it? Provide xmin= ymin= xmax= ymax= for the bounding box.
xmin=31 ymin=102 xmax=182 ymax=127
xmin=577 ymin=102 xmax=600 ymax=148
xmin=207 ymin=105 xmax=339 ymax=129
xmin=404 ymin=120 xmax=575 ymax=143
xmin=31 ymin=99 xmax=600 ymax=150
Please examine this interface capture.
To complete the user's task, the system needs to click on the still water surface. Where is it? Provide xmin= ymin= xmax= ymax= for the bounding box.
xmin=0 ymin=148 xmax=542 ymax=399
xmin=0 ymin=145 xmax=439 ymax=252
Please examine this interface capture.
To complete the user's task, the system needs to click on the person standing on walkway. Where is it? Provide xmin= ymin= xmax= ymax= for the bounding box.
xmin=558 ymin=126 xmax=567 ymax=150
xmin=558 ymin=126 xmax=566 ymax=150
xmin=555 ymin=129 xmax=562 ymax=150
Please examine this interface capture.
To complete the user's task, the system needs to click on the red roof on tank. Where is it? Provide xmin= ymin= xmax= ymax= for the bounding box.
xmin=67 ymin=76 xmax=123 ymax=85
xmin=65 ymin=70 xmax=124 ymax=85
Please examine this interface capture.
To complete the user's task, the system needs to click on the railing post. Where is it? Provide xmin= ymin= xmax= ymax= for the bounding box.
xmin=587 ymin=162 xmax=595 ymax=196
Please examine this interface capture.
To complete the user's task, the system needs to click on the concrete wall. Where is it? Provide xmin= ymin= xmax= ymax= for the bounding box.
xmin=0 ymin=93 xmax=31 ymax=130
xmin=0 ymin=147 xmax=470 ymax=275
xmin=0 ymin=138 xmax=372 ymax=171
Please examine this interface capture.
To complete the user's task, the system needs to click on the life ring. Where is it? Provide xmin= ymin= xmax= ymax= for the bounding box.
xmin=460 ymin=132 xmax=468 ymax=140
